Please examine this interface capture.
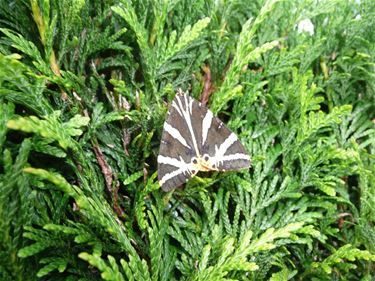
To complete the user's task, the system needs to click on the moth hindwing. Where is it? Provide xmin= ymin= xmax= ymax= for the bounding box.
xmin=158 ymin=90 xmax=250 ymax=191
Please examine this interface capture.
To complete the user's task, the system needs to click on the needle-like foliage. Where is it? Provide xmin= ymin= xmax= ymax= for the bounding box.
xmin=1 ymin=0 xmax=374 ymax=280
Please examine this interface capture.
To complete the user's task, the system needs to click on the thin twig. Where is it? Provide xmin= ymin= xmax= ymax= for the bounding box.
xmin=92 ymin=140 xmax=113 ymax=193
xmin=92 ymin=140 xmax=126 ymax=218
xmin=200 ymin=64 xmax=213 ymax=106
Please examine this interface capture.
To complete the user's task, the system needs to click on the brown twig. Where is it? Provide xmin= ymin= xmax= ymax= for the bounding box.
xmin=92 ymin=140 xmax=125 ymax=218
xmin=143 ymin=164 xmax=149 ymax=184
xmin=122 ymin=128 xmax=131 ymax=156
xmin=112 ymin=177 xmax=125 ymax=219
xmin=200 ymin=64 xmax=213 ymax=106
xmin=337 ymin=212 xmax=353 ymax=229
xmin=92 ymin=141 xmax=113 ymax=193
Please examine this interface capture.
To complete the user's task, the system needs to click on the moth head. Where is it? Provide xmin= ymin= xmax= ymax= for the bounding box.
xmin=199 ymin=154 xmax=218 ymax=171
xmin=190 ymin=157 xmax=200 ymax=173
xmin=190 ymin=155 xmax=208 ymax=172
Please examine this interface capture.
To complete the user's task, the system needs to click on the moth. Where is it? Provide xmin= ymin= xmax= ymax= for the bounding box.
xmin=158 ymin=90 xmax=250 ymax=191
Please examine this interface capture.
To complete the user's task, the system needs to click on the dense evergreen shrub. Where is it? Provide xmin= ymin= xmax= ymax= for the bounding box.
xmin=1 ymin=0 xmax=374 ymax=280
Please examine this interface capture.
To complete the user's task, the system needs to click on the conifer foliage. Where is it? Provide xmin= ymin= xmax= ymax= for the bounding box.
xmin=1 ymin=0 xmax=375 ymax=280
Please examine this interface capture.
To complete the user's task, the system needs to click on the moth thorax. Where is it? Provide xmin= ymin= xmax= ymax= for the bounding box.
xmin=191 ymin=154 xmax=218 ymax=172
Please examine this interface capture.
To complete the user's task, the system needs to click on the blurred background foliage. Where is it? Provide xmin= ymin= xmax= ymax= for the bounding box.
xmin=0 ymin=0 xmax=374 ymax=280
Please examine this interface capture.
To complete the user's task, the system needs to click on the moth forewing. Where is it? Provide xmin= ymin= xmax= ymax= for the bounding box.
xmin=158 ymin=90 xmax=250 ymax=191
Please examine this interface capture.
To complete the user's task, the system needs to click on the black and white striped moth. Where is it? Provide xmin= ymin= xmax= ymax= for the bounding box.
xmin=158 ymin=90 xmax=250 ymax=191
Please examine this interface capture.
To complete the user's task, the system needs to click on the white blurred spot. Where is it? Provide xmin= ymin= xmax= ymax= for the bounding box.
xmin=297 ymin=19 xmax=314 ymax=35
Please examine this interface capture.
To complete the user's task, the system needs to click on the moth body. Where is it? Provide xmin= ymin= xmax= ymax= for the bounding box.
xmin=158 ymin=90 xmax=250 ymax=191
